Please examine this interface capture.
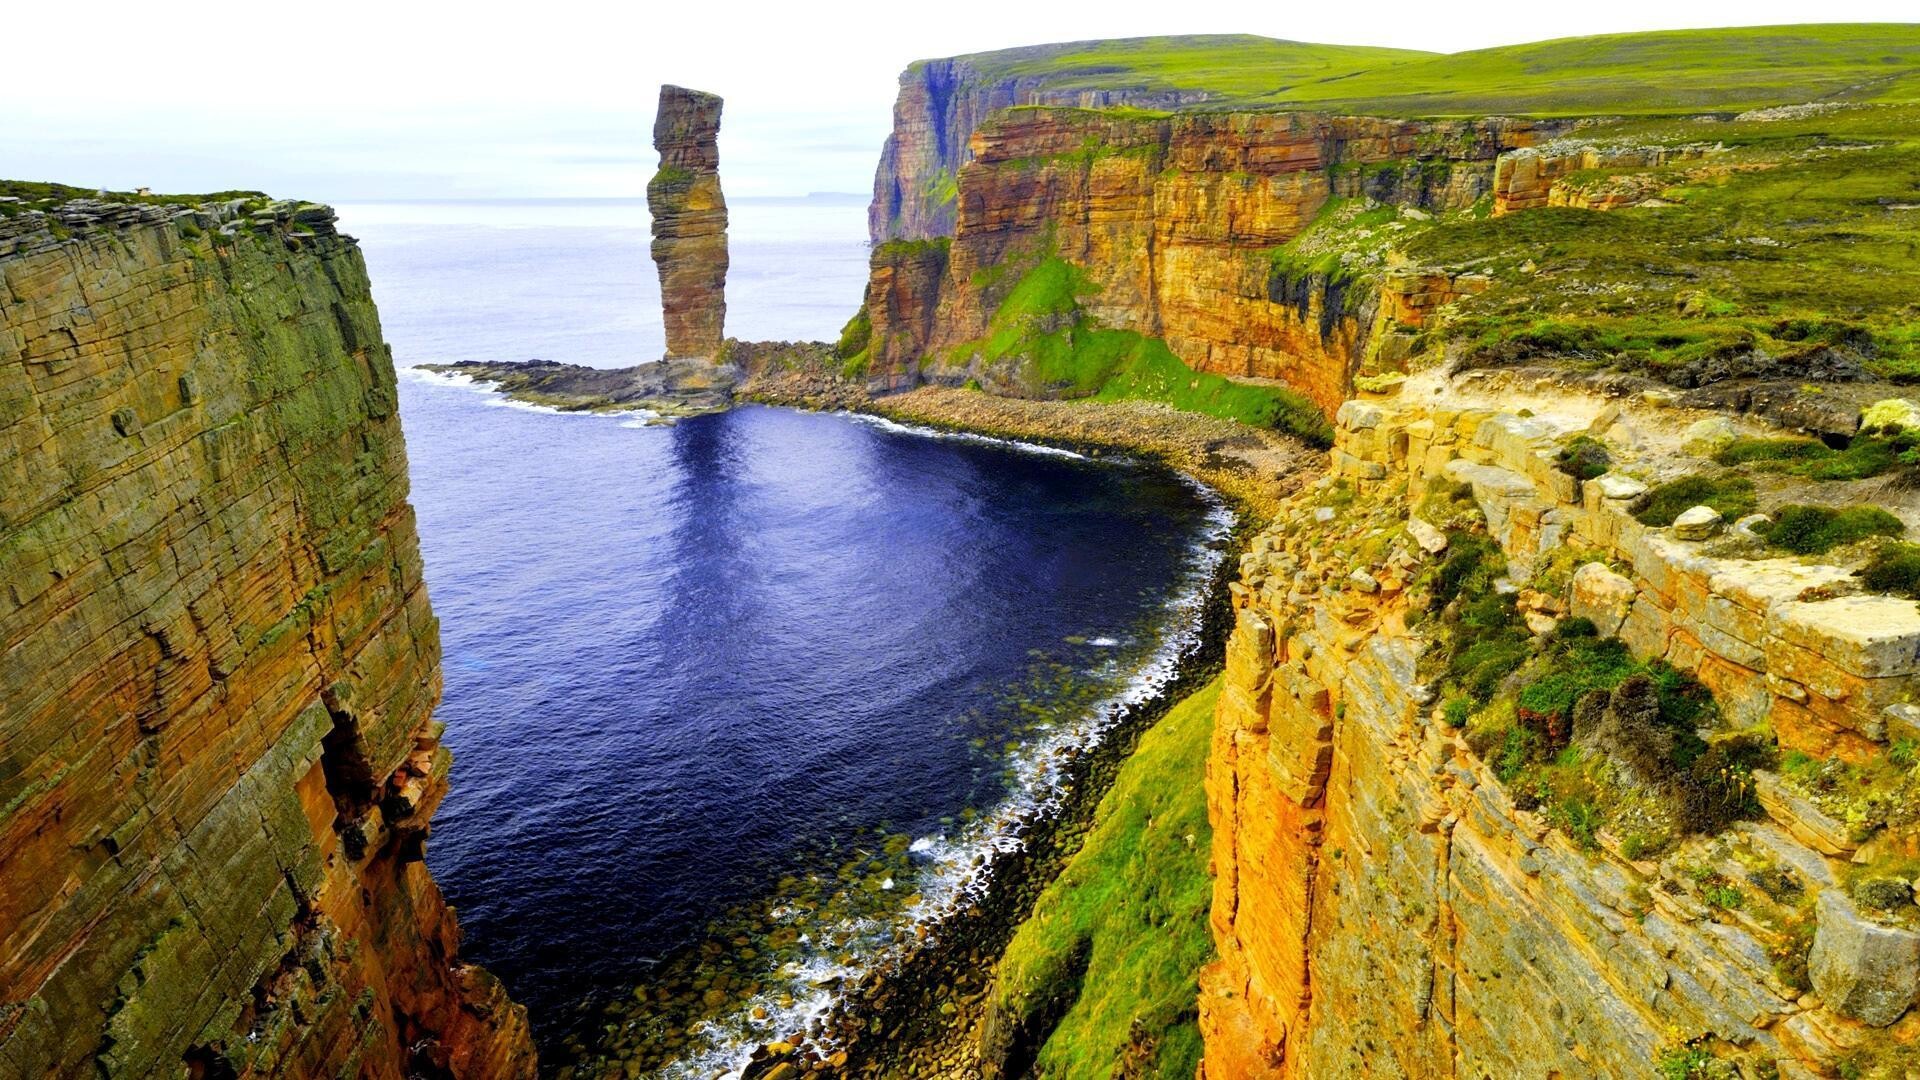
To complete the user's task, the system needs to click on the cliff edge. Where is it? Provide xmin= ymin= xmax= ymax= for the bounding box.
xmin=0 ymin=190 xmax=536 ymax=1078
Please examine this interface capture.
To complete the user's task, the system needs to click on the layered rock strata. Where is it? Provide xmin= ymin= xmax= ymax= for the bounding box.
xmin=649 ymin=85 xmax=729 ymax=361
xmin=1202 ymin=392 xmax=1920 ymax=1078
xmin=0 ymin=197 xmax=535 ymax=1078
xmin=1492 ymin=143 xmax=1721 ymax=215
xmin=861 ymin=107 xmax=1571 ymax=413
xmin=870 ymin=56 xmax=1209 ymax=242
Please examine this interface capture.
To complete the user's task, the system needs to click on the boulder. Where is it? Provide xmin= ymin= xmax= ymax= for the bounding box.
xmin=1592 ymin=473 xmax=1647 ymax=501
xmin=1337 ymin=400 xmax=1387 ymax=431
xmin=1570 ymin=562 xmax=1637 ymax=637
xmin=1809 ymin=889 xmax=1920 ymax=1027
xmin=1681 ymin=416 xmax=1738 ymax=457
xmin=1672 ymin=504 xmax=1724 ymax=540
xmin=1406 ymin=516 xmax=1448 ymax=555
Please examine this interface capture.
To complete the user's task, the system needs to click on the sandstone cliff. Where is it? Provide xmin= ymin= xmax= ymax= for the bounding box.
xmin=869 ymin=55 xmax=1210 ymax=243
xmin=855 ymin=106 xmax=1569 ymax=416
xmin=842 ymin=53 xmax=1920 ymax=1079
xmin=0 ymin=194 xmax=535 ymax=1078
xmin=649 ymin=85 xmax=729 ymax=361
xmin=1202 ymin=383 xmax=1920 ymax=1078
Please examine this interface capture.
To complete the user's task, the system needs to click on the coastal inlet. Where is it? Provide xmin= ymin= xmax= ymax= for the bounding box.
xmin=396 ymin=379 xmax=1230 ymax=1076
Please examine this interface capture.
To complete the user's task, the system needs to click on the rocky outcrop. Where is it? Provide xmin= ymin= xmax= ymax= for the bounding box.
xmin=1201 ymin=391 xmax=1920 ymax=1078
xmin=649 ymin=85 xmax=729 ymax=361
xmin=421 ymin=341 xmax=857 ymax=417
xmin=423 ymin=356 xmax=742 ymax=415
xmin=0 ymin=197 xmax=535 ymax=1078
xmin=860 ymin=239 xmax=950 ymax=392
xmin=870 ymin=56 xmax=1209 ymax=242
xmin=861 ymin=107 xmax=1570 ymax=414
xmin=1492 ymin=143 xmax=1720 ymax=215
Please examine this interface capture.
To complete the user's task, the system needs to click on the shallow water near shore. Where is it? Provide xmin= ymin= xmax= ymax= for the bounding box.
xmin=345 ymin=199 xmax=1227 ymax=1075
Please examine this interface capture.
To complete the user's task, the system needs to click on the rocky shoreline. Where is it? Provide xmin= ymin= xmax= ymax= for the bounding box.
xmin=760 ymin=544 xmax=1241 ymax=1079
xmin=428 ymin=346 xmax=1315 ymax=525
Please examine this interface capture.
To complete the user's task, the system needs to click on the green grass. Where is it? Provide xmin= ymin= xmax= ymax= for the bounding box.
xmin=1862 ymin=541 xmax=1920 ymax=597
xmin=1757 ymin=504 xmax=1905 ymax=554
xmin=944 ymin=35 xmax=1427 ymax=107
xmin=950 ymin=257 xmax=1333 ymax=444
xmin=835 ymin=307 xmax=873 ymax=378
xmin=1632 ymin=475 xmax=1758 ymax=527
xmin=873 ymin=236 xmax=953 ymax=260
xmin=989 ymin=677 xmax=1220 ymax=1078
xmin=1397 ymin=104 xmax=1920 ymax=385
xmin=941 ymin=25 xmax=1920 ymax=116
xmin=1556 ymin=435 xmax=1613 ymax=481
xmin=0 ymin=179 xmax=269 ymax=219
xmin=648 ymin=165 xmax=695 ymax=194
xmin=1717 ymin=432 xmax=1920 ymax=481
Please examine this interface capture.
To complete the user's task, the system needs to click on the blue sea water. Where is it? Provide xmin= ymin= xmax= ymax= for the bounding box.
xmin=338 ymin=198 xmax=1225 ymax=1074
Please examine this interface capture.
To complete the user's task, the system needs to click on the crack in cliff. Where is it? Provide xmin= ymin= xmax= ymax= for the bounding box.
xmin=1433 ymin=814 xmax=1459 ymax=1079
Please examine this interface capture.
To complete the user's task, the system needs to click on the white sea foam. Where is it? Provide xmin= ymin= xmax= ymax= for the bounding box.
xmin=650 ymin=466 xmax=1234 ymax=1080
xmin=839 ymin=411 xmax=1089 ymax=460
xmin=401 ymin=365 xmax=659 ymax=424
xmin=401 ymin=366 xmax=493 ymax=392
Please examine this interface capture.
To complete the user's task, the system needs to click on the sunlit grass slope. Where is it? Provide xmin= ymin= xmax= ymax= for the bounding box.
xmin=986 ymin=677 xmax=1220 ymax=1077
xmin=948 ymin=257 xmax=1335 ymax=445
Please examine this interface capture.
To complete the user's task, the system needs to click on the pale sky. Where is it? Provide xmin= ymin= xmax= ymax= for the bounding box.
xmin=7 ymin=1 xmax=1916 ymax=201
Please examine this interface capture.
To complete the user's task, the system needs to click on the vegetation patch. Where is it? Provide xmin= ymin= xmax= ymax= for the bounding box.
xmin=954 ymin=27 xmax=1920 ymax=117
xmin=987 ymin=678 xmax=1220 ymax=1078
xmin=949 ymin=258 xmax=1333 ymax=445
xmin=1755 ymin=504 xmax=1904 ymax=555
xmin=1861 ymin=541 xmax=1920 ymax=598
xmin=648 ymin=165 xmax=695 ymax=193
xmin=1388 ymin=106 xmax=1920 ymax=387
xmin=0 ymin=178 xmax=268 ymax=213
xmin=874 ymin=236 xmax=953 ymax=262
xmin=1415 ymin=483 xmax=1765 ymax=856
xmin=1631 ymin=474 xmax=1757 ymax=527
xmin=1716 ymin=432 xmax=1920 ymax=482
xmin=835 ymin=308 xmax=873 ymax=379
xmin=1779 ymin=749 xmax=1920 ymax=843
xmin=1556 ymin=435 xmax=1613 ymax=481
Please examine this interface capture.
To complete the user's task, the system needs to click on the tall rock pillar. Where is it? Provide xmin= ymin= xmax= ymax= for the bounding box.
xmin=648 ymin=85 xmax=729 ymax=361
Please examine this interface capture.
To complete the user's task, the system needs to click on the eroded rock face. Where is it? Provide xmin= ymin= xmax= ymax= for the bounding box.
xmin=1492 ymin=143 xmax=1720 ymax=215
xmin=869 ymin=58 xmax=1211 ymax=243
xmin=860 ymin=107 xmax=1570 ymax=413
xmin=0 ymin=199 xmax=535 ymax=1079
xmin=1810 ymin=890 xmax=1920 ymax=1028
xmin=1203 ymin=393 xmax=1920 ymax=1077
xmin=649 ymin=85 xmax=729 ymax=361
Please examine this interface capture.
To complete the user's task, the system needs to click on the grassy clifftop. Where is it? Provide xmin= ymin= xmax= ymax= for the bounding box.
xmin=1384 ymin=104 xmax=1920 ymax=388
xmin=938 ymin=24 xmax=1920 ymax=116
xmin=941 ymin=34 xmax=1427 ymax=101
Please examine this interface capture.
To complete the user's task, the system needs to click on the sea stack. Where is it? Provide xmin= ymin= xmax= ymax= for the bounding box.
xmin=648 ymin=85 xmax=729 ymax=361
